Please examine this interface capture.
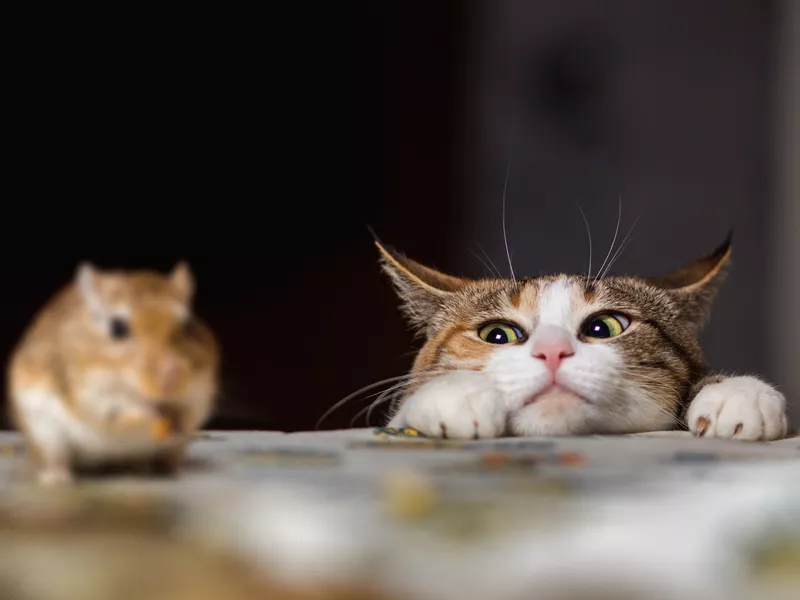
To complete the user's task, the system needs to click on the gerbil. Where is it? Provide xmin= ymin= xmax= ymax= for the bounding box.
xmin=7 ymin=261 xmax=220 ymax=485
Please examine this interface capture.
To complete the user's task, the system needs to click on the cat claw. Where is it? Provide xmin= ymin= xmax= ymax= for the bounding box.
xmin=687 ymin=376 xmax=787 ymax=441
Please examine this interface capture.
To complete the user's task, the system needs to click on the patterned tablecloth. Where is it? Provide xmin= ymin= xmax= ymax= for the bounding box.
xmin=0 ymin=428 xmax=798 ymax=600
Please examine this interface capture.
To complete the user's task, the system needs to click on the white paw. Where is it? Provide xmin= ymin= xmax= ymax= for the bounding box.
xmin=106 ymin=404 xmax=159 ymax=438
xmin=686 ymin=376 xmax=788 ymax=441
xmin=38 ymin=467 xmax=74 ymax=486
xmin=108 ymin=403 xmax=150 ymax=424
xmin=387 ymin=371 xmax=506 ymax=439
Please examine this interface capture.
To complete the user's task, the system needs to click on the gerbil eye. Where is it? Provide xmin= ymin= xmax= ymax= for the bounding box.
xmin=478 ymin=322 xmax=525 ymax=344
xmin=581 ymin=313 xmax=630 ymax=339
xmin=109 ymin=317 xmax=130 ymax=340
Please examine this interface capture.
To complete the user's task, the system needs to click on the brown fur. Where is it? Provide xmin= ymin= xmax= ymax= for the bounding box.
xmin=7 ymin=262 xmax=219 ymax=479
xmin=378 ymin=234 xmax=733 ymax=426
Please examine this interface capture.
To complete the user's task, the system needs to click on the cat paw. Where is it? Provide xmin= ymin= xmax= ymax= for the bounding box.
xmin=387 ymin=371 xmax=506 ymax=439
xmin=687 ymin=376 xmax=788 ymax=441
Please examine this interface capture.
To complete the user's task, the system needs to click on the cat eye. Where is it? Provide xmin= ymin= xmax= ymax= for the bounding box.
xmin=478 ymin=322 xmax=525 ymax=345
xmin=580 ymin=313 xmax=630 ymax=340
xmin=109 ymin=317 xmax=131 ymax=340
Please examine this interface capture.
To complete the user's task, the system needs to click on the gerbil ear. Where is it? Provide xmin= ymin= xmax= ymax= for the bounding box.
xmin=170 ymin=261 xmax=195 ymax=299
xmin=375 ymin=240 xmax=468 ymax=335
xmin=76 ymin=262 xmax=106 ymax=317
xmin=649 ymin=231 xmax=732 ymax=329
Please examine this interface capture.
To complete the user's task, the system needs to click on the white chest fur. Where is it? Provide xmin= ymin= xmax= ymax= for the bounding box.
xmin=15 ymin=387 xmax=178 ymax=466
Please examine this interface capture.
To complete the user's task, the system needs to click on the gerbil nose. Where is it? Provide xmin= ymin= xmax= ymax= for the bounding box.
xmin=531 ymin=325 xmax=576 ymax=374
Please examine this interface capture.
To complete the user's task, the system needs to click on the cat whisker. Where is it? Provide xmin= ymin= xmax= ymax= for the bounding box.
xmin=600 ymin=384 xmax=685 ymax=431
xmin=501 ymin=156 xmax=517 ymax=287
xmin=366 ymin=381 xmax=410 ymax=426
xmin=471 ymin=247 xmax=503 ymax=279
xmin=351 ymin=384 xmax=407 ymax=427
xmin=594 ymin=195 xmax=622 ymax=284
xmin=476 ymin=243 xmax=504 ymax=279
xmin=388 ymin=384 xmax=406 ymax=413
xmin=354 ymin=375 xmax=428 ymax=427
xmin=634 ymin=403 xmax=683 ymax=431
xmin=316 ymin=373 xmax=422 ymax=429
xmin=601 ymin=371 xmax=678 ymax=391
xmin=345 ymin=369 xmax=452 ymax=427
xmin=599 ymin=235 xmax=634 ymax=280
xmin=619 ymin=366 xmax=689 ymax=391
xmin=596 ymin=208 xmax=644 ymax=281
xmin=645 ymin=400 xmax=688 ymax=430
xmin=619 ymin=366 xmax=684 ymax=383
xmin=614 ymin=375 xmax=686 ymax=403
xmin=605 ymin=375 xmax=689 ymax=430
xmin=351 ymin=379 xmax=415 ymax=421
xmin=574 ymin=200 xmax=593 ymax=287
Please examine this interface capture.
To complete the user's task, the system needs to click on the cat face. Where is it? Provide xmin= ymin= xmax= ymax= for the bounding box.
xmin=378 ymin=234 xmax=731 ymax=435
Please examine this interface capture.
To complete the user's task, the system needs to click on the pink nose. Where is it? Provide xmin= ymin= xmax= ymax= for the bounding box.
xmin=531 ymin=326 xmax=576 ymax=374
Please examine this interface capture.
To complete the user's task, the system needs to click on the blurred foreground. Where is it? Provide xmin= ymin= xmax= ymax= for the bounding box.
xmin=0 ymin=429 xmax=798 ymax=600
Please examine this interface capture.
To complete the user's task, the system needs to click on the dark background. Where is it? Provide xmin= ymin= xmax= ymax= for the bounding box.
xmin=4 ymin=1 xmax=797 ymax=431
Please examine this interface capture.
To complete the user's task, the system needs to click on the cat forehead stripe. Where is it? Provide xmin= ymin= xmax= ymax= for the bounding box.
xmin=536 ymin=278 xmax=576 ymax=328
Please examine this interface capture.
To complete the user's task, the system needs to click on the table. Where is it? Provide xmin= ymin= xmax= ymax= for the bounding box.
xmin=0 ymin=429 xmax=798 ymax=600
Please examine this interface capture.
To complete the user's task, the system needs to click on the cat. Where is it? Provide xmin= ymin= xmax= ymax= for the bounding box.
xmin=377 ymin=233 xmax=788 ymax=440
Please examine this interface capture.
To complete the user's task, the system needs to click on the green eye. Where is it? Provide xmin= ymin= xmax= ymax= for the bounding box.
xmin=478 ymin=323 xmax=525 ymax=344
xmin=581 ymin=313 xmax=631 ymax=339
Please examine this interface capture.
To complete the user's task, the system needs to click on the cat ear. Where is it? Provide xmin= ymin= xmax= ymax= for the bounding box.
xmin=649 ymin=231 xmax=732 ymax=329
xmin=375 ymin=241 xmax=468 ymax=334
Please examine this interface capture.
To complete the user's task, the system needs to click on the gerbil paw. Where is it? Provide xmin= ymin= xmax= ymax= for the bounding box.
xmin=109 ymin=405 xmax=156 ymax=432
xmin=110 ymin=406 xmax=148 ymax=427
xmin=151 ymin=417 xmax=173 ymax=441
xmin=38 ymin=467 xmax=74 ymax=486
xmin=687 ymin=376 xmax=788 ymax=441
xmin=388 ymin=371 xmax=506 ymax=439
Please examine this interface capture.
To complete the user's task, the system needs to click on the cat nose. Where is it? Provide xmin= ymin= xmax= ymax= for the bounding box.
xmin=531 ymin=326 xmax=576 ymax=374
